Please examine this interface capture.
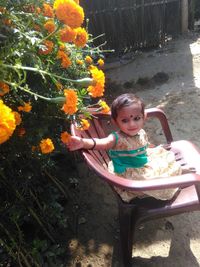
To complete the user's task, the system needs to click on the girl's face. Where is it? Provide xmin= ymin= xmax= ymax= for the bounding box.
xmin=114 ymin=103 xmax=144 ymax=136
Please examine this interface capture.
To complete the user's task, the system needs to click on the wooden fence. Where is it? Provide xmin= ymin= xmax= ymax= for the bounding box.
xmin=81 ymin=0 xmax=182 ymax=55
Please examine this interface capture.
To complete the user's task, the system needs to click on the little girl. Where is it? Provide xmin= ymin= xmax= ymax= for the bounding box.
xmin=68 ymin=93 xmax=182 ymax=202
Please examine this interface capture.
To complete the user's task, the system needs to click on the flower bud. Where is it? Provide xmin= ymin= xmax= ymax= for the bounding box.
xmin=48 ymin=97 xmax=66 ymax=104
xmin=75 ymin=78 xmax=93 ymax=87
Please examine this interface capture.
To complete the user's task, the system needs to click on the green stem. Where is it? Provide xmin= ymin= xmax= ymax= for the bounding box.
xmin=10 ymin=82 xmax=52 ymax=101
xmin=0 ymin=223 xmax=32 ymax=267
xmin=0 ymin=238 xmax=17 ymax=261
xmin=1 ymin=63 xmax=81 ymax=83
xmin=39 ymin=25 xmax=60 ymax=43
xmin=15 ymin=190 xmax=55 ymax=243
xmin=44 ymin=169 xmax=70 ymax=200
xmin=4 ymin=81 xmax=65 ymax=103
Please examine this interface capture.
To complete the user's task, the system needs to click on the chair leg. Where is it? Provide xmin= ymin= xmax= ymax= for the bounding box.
xmin=118 ymin=202 xmax=138 ymax=267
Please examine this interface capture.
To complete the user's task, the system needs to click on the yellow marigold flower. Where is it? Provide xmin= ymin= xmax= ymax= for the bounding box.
xmin=39 ymin=40 xmax=54 ymax=55
xmin=0 ymin=81 xmax=10 ymax=96
xmin=73 ymin=0 xmax=79 ymax=4
xmin=77 ymin=119 xmax=90 ymax=130
xmin=0 ymin=100 xmax=16 ymax=145
xmin=44 ymin=20 xmax=56 ymax=33
xmin=62 ymin=89 xmax=78 ymax=115
xmin=43 ymin=3 xmax=54 ymax=18
xmin=74 ymin=27 xmax=88 ymax=48
xmin=57 ymin=50 xmax=72 ymax=68
xmin=61 ymin=131 xmax=71 ymax=143
xmin=18 ymin=127 xmax=26 ymax=137
xmin=59 ymin=25 xmax=77 ymax=43
xmin=98 ymin=100 xmax=110 ymax=113
xmin=13 ymin=111 xmax=22 ymax=126
xmin=97 ymin=58 xmax=104 ymax=68
xmin=85 ymin=56 xmax=93 ymax=64
xmin=76 ymin=59 xmax=83 ymax=65
xmin=53 ymin=0 xmax=84 ymax=28
xmin=17 ymin=102 xmax=32 ymax=113
xmin=40 ymin=138 xmax=55 ymax=154
xmin=87 ymin=66 xmax=105 ymax=98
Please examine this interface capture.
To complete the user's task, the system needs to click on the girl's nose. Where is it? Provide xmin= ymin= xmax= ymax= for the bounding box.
xmin=129 ymin=119 xmax=136 ymax=127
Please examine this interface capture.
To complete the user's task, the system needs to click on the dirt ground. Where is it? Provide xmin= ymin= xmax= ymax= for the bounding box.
xmin=67 ymin=32 xmax=200 ymax=267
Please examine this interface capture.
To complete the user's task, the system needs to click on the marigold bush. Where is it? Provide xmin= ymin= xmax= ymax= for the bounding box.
xmin=0 ymin=0 xmax=111 ymax=265
xmin=0 ymin=0 xmax=110 ymax=152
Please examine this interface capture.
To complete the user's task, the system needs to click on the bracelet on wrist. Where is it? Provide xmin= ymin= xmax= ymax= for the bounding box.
xmin=90 ymin=138 xmax=96 ymax=150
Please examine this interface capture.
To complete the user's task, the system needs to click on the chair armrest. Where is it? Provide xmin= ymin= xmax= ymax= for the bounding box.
xmin=83 ymin=151 xmax=200 ymax=191
xmin=145 ymin=108 xmax=173 ymax=143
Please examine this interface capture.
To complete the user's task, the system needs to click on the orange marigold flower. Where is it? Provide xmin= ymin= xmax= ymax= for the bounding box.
xmin=0 ymin=81 xmax=10 ymax=96
xmin=59 ymin=44 xmax=65 ymax=50
xmin=33 ymin=24 xmax=41 ymax=31
xmin=44 ymin=20 xmax=56 ymax=33
xmin=53 ymin=0 xmax=84 ymax=28
xmin=17 ymin=102 xmax=32 ymax=113
xmin=56 ymin=82 xmax=63 ymax=90
xmin=3 ymin=19 xmax=11 ymax=26
xmin=97 ymin=58 xmax=104 ymax=68
xmin=57 ymin=50 xmax=72 ymax=68
xmin=23 ymin=4 xmax=35 ymax=13
xmin=0 ymin=100 xmax=16 ymax=145
xmin=87 ymin=66 xmax=105 ymax=98
xmin=98 ymin=100 xmax=110 ymax=113
xmin=85 ymin=55 xmax=93 ymax=64
xmin=18 ymin=127 xmax=26 ymax=137
xmin=35 ymin=7 xmax=41 ymax=14
xmin=39 ymin=40 xmax=54 ymax=55
xmin=61 ymin=131 xmax=71 ymax=143
xmin=43 ymin=3 xmax=54 ymax=18
xmin=13 ymin=111 xmax=22 ymax=126
xmin=0 ymin=7 xmax=6 ymax=13
xmin=62 ymin=89 xmax=78 ymax=115
xmin=74 ymin=27 xmax=88 ymax=48
xmin=31 ymin=145 xmax=37 ymax=152
xmin=40 ymin=138 xmax=55 ymax=154
xmin=77 ymin=119 xmax=90 ymax=130
xmin=59 ymin=25 xmax=77 ymax=43
xmin=76 ymin=59 xmax=83 ymax=65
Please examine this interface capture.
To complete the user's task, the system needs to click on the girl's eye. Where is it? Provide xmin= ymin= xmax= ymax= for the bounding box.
xmin=134 ymin=116 xmax=141 ymax=121
xmin=121 ymin=119 xmax=129 ymax=123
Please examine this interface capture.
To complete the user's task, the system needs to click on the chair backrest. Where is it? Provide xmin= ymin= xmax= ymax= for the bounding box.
xmin=71 ymin=113 xmax=113 ymax=179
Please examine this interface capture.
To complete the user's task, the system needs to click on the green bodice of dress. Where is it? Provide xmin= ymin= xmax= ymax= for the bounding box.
xmin=108 ymin=132 xmax=148 ymax=173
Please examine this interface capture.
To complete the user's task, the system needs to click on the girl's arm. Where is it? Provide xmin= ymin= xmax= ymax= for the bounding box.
xmin=67 ymin=134 xmax=116 ymax=151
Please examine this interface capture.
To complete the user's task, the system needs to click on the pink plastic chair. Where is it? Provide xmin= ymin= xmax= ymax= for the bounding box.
xmin=71 ymin=108 xmax=200 ymax=266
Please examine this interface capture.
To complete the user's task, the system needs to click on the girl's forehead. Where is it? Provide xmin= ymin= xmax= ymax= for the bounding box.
xmin=118 ymin=103 xmax=142 ymax=115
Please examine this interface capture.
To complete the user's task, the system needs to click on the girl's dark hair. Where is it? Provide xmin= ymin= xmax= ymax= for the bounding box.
xmin=111 ymin=93 xmax=145 ymax=120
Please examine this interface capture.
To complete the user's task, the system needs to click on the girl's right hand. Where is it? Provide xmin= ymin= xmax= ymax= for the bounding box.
xmin=67 ymin=136 xmax=84 ymax=151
